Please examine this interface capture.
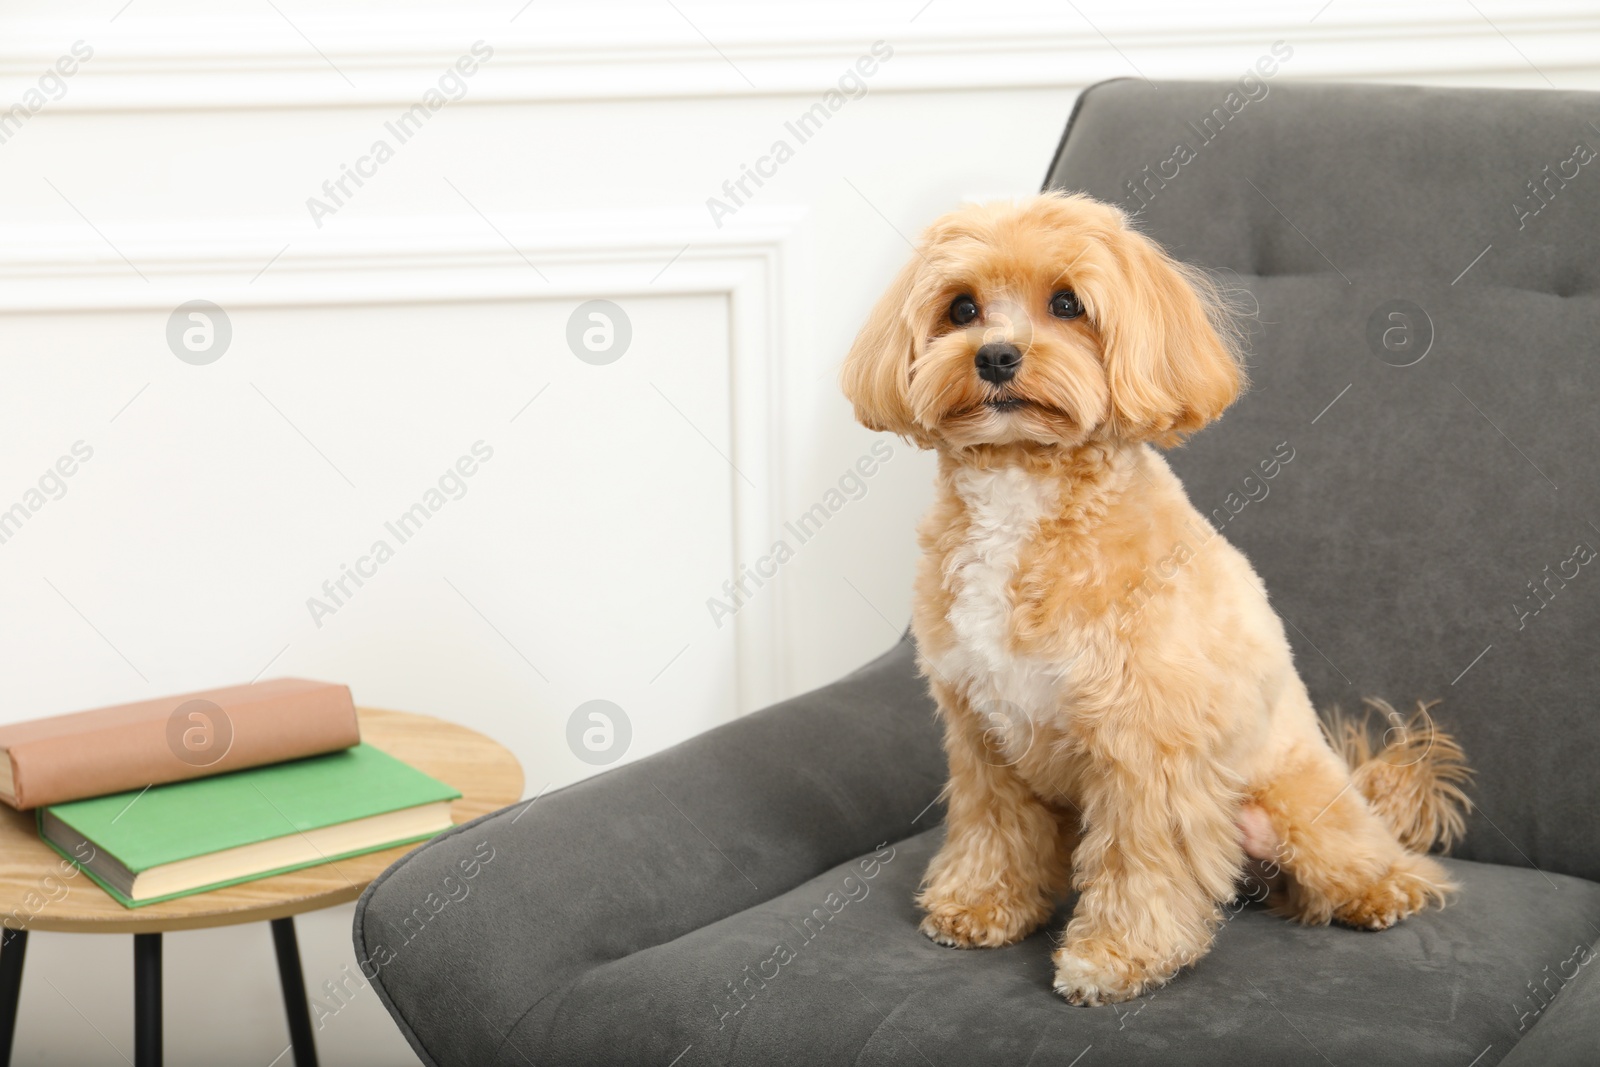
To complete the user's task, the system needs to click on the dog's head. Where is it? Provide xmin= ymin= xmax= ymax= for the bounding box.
xmin=840 ymin=193 xmax=1244 ymax=451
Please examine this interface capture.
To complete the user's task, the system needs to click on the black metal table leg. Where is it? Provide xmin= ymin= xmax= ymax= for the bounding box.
xmin=134 ymin=932 xmax=161 ymax=1067
xmin=0 ymin=928 xmax=27 ymax=1067
xmin=270 ymin=917 xmax=319 ymax=1067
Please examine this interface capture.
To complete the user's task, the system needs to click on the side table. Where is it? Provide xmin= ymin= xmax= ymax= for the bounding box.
xmin=0 ymin=708 xmax=523 ymax=1066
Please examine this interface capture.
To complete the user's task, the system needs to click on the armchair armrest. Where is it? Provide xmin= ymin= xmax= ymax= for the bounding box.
xmin=353 ymin=633 xmax=942 ymax=1067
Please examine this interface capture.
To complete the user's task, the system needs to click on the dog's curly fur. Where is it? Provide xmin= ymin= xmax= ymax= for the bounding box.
xmin=840 ymin=192 xmax=1472 ymax=1005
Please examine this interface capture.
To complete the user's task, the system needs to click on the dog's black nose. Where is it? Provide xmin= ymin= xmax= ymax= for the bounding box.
xmin=975 ymin=342 xmax=1022 ymax=384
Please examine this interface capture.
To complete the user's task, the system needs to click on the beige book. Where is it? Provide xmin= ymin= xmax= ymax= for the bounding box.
xmin=0 ymin=679 xmax=360 ymax=809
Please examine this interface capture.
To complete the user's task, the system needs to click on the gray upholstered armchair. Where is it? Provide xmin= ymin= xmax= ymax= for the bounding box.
xmin=355 ymin=80 xmax=1600 ymax=1066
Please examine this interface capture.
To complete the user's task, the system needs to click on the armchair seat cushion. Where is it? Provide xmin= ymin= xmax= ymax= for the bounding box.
xmin=517 ymin=834 xmax=1599 ymax=1067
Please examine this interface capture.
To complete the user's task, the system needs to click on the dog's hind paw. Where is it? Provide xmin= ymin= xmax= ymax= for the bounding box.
xmin=1333 ymin=853 xmax=1455 ymax=931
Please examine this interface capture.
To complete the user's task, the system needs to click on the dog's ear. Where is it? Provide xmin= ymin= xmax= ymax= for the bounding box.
xmin=1091 ymin=228 xmax=1244 ymax=445
xmin=841 ymin=254 xmax=923 ymax=439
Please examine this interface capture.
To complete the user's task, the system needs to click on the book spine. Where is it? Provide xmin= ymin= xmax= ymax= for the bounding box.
xmin=5 ymin=751 xmax=20 ymax=810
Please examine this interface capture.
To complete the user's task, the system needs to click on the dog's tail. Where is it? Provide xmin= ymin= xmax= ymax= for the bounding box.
xmin=1323 ymin=698 xmax=1474 ymax=854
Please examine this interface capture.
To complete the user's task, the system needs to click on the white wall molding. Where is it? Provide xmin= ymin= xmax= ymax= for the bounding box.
xmin=4 ymin=2 xmax=1600 ymax=110
xmin=0 ymin=207 xmax=802 ymax=309
xmin=0 ymin=204 xmax=806 ymax=712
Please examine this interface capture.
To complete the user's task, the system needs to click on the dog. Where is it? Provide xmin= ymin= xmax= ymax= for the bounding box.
xmin=839 ymin=192 xmax=1472 ymax=1006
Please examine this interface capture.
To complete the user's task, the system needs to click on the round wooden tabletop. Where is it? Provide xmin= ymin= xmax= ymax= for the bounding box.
xmin=0 ymin=708 xmax=524 ymax=934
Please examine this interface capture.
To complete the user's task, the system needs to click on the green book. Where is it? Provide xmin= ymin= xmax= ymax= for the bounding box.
xmin=38 ymin=743 xmax=461 ymax=908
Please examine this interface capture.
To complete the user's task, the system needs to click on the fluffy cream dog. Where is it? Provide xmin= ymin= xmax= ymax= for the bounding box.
xmin=840 ymin=192 xmax=1471 ymax=1005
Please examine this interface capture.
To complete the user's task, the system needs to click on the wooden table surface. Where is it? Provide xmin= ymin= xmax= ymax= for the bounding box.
xmin=0 ymin=708 xmax=524 ymax=934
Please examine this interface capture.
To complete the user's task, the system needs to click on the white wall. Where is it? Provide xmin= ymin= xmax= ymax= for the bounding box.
xmin=3 ymin=1 xmax=1599 ymax=1062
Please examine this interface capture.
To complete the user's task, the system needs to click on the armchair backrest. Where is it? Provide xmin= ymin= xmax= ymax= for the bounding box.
xmin=1047 ymin=79 xmax=1600 ymax=881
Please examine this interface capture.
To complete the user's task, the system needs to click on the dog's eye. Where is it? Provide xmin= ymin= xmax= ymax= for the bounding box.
xmin=949 ymin=296 xmax=979 ymax=326
xmin=1049 ymin=290 xmax=1084 ymax=320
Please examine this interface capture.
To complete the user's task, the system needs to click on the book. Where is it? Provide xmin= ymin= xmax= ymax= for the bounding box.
xmin=37 ymin=743 xmax=461 ymax=907
xmin=0 ymin=679 xmax=360 ymax=809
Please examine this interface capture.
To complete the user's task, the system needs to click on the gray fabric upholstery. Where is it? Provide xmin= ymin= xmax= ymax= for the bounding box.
xmin=1044 ymin=79 xmax=1600 ymax=884
xmin=358 ymin=81 xmax=1600 ymax=1065
xmin=1498 ymin=913 xmax=1600 ymax=1067
xmin=488 ymin=836 xmax=1600 ymax=1067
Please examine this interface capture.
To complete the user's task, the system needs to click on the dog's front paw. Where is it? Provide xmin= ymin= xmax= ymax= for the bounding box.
xmin=1333 ymin=853 xmax=1455 ymax=931
xmin=917 ymin=890 xmax=1049 ymax=949
xmin=1050 ymin=944 xmax=1169 ymax=1006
